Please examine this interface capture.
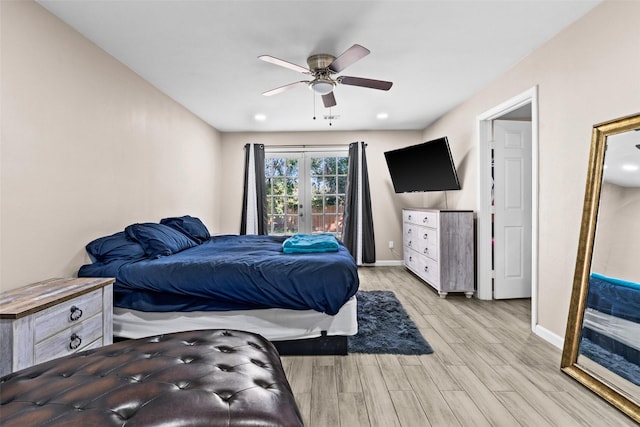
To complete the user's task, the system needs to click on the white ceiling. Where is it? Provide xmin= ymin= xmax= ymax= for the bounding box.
xmin=37 ymin=0 xmax=600 ymax=133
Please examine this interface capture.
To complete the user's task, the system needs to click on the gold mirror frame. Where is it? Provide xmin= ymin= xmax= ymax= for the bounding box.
xmin=561 ymin=112 xmax=640 ymax=422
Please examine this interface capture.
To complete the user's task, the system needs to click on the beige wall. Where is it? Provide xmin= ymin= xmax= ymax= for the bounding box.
xmin=418 ymin=0 xmax=640 ymax=337
xmin=591 ymin=183 xmax=640 ymax=282
xmin=219 ymin=130 xmax=424 ymax=262
xmin=0 ymin=1 xmax=222 ymax=291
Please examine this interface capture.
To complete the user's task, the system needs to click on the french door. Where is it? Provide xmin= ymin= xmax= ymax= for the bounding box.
xmin=265 ymin=151 xmax=348 ymax=239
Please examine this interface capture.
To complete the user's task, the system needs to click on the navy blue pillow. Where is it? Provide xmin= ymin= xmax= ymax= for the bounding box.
xmin=125 ymin=223 xmax=197 ymax=258
xmin=160 ymin=215 xmax=211 ymax=244
xmin=86 ymin=231 xmax=146 ymax=263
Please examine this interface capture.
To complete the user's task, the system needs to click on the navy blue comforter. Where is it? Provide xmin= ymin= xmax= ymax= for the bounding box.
xmin=587 ymin=273 xmax=640 ymax=323
xmin=78 ymin=234 xmax=359 ymax=315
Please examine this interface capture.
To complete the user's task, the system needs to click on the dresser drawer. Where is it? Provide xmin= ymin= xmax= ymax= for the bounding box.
xmin=404 ymin=209 xmax=438 ymax=226
xmin=403 ymin=210 xmax=416 ymax=224
xmin=34 ymin=289 xmax=103 ymax=343
xmin=34 ymin=313 xmax=103 ymax=364
xmin=417 ymin=227 xmax=438 ymax=260
xmin=404 ymin=249 xmax=420 ymax=272
xmin=420 ymin=256 xmax=440 ymax=288
xmin=416 ymin=211 xmax=437 ymax=227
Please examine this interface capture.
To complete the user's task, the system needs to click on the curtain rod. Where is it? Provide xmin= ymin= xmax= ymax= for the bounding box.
xmin=264 ymin=144 xmax=351 ymax=149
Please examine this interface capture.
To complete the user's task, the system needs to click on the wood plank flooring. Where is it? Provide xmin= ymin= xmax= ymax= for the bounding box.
xmin=280 ymin=266 xmax=636 ymax=427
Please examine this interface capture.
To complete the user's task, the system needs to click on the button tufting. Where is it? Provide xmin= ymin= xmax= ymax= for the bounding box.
xmin=0 ymin=330 xmax=303 ymax=427
xmin=174 ymin=381 xmax=190 ymax=389
xmin=254 ymin=379 xmax=272 ymax=389
xmin=250 ymin=359 xmax=266 ymax=368
xmin=216 ymin=391 xmax=234 ymax=402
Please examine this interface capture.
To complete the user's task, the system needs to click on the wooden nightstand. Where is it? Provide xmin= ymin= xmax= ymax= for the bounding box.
xmin=0 ymin=277 xmax=114 ymax=377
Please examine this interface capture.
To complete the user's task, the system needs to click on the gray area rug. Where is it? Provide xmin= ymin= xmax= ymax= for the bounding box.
xmin=349 ymin=290 xmax=433 ymax=355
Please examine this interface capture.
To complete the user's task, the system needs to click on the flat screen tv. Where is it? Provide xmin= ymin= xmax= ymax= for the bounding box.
xmin=384 ymin=137 xmax=461 ymax=193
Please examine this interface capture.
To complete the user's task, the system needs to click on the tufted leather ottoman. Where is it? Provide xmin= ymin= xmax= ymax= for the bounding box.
xmin=0 ymin=329 xmax=303 ymax=426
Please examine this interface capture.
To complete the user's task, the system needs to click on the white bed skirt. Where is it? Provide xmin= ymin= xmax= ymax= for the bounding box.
xmin=583 ymin=307 xmax=640 ymax=351
xmin=113 ymin=295 xmax=358 ymax=341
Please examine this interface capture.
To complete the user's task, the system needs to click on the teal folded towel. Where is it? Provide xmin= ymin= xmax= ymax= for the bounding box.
xmin=282 ymin=233 xmax=339 ymax=254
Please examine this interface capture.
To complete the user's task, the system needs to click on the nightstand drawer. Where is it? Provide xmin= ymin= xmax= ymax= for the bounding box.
xmin=34 ymin=289 xmax=103 ymax=343
xmin=34 ymin=313 xmax=103 ymax=364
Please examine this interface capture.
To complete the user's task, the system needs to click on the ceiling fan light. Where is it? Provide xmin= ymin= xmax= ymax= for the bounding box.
xmin=309 ymin=79 xmax=335 ymax=95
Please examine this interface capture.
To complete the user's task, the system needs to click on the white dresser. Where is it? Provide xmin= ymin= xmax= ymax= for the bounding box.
xmin=0 ymin=277 xmax=114 ymax=376
xmin=403 ymin=208 xmax=474 ymax=298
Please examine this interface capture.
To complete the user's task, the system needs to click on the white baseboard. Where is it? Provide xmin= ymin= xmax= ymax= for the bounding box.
xmin=534 ymin=324 xmax=564 ymax=349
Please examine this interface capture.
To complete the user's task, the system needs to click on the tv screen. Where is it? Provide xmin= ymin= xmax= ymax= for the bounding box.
xmin=384 ymin=137 xmax=461 ymax=193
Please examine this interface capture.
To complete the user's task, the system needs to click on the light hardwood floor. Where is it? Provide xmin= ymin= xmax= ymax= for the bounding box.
xmin=280 ymin=266 xmax=637 ymax=427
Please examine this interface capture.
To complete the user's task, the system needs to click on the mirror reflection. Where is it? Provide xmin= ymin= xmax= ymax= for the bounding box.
xmin=578 ymin=129 xmax=640 ymax=400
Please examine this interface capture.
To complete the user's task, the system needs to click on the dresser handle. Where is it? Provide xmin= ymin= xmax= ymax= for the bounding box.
xmin=69 ymin=306 xmax=83 ymax=321
xmin=424 ymin=266 xmax=429 ymax=272
xmin=408 ymin=240 xmax=412 ymax=247
xmin=69 ymin=333 xmax=82 ymax=350
xmin=423 ymin=233 xmax=428 ymax=240
xmin=408 ymin=215 xmax=412 ymax=221
xmin=423 ymin=217 xmax=429 ymax=223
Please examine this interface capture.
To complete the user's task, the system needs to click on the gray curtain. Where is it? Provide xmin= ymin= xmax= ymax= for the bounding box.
xmin=240 ymin=143 xmax=267 ymax=235
xmin=342 ymin=141 xmax=375 ymax=264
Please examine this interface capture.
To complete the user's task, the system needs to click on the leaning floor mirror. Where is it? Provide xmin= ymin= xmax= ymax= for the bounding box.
xmin=561 ymin=113 xmax=640 ymax=422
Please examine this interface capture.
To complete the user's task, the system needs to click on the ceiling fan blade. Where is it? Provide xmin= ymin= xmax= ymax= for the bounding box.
xmin=258 ymin=55 xmax=310 ymax=74
xmin=322 ymin=92 xmax=336 ymax=108
xmin=262 ymin=81 xmax=309 ymax=96
xmin=328 ymin=44 xmax=370 ymax=72
xmin=338 ymin=76 xmax=393 ymax=91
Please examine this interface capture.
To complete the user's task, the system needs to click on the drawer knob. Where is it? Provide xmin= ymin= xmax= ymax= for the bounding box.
xmin=423 ymin=217 xmax=429 ymax=223
xmin=408 ymin=215 xmax=412 ymax=220
xmin=424 ymin=266 xmax=429 ymax=272
xmin=69 ymin=333 xmax=82 ymax=350
xmin=69 ymin=306 xmax=83 ymax=321
xmin=423 ymin=233 xmax=428 ymax=240
xmin=408 ymin=240 xmax=412 ymax=247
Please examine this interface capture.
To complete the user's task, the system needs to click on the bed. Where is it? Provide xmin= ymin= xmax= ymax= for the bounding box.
xmin=77 ymin=216 xmax=359 ymax=355
xmin=580 ymin=272 xmax=640 ymax=386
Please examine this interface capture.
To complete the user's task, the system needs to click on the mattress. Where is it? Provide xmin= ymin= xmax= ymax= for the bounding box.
xmin=113 ymin=295 xmax=358 ymax=341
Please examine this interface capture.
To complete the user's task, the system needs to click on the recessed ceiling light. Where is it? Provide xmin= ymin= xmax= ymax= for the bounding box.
xmin=376 ymin=112 xmax=389 ymax=120
xmin=254 ymin=113 xmax=267 ymax=121
xmin=622 ymin=164 xmax=639 ymax=171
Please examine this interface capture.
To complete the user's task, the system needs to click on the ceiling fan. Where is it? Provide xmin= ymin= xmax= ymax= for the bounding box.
xmin=259 ymin=44 xmax=393 ymax=108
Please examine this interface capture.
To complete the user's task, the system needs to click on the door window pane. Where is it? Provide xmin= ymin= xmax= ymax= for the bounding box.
xmin=309 ymin=155 xmax=348 ymax=239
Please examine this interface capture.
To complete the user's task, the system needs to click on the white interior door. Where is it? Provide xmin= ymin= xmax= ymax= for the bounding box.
xmin=493 ymin=120 xmax=532 ymax=299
